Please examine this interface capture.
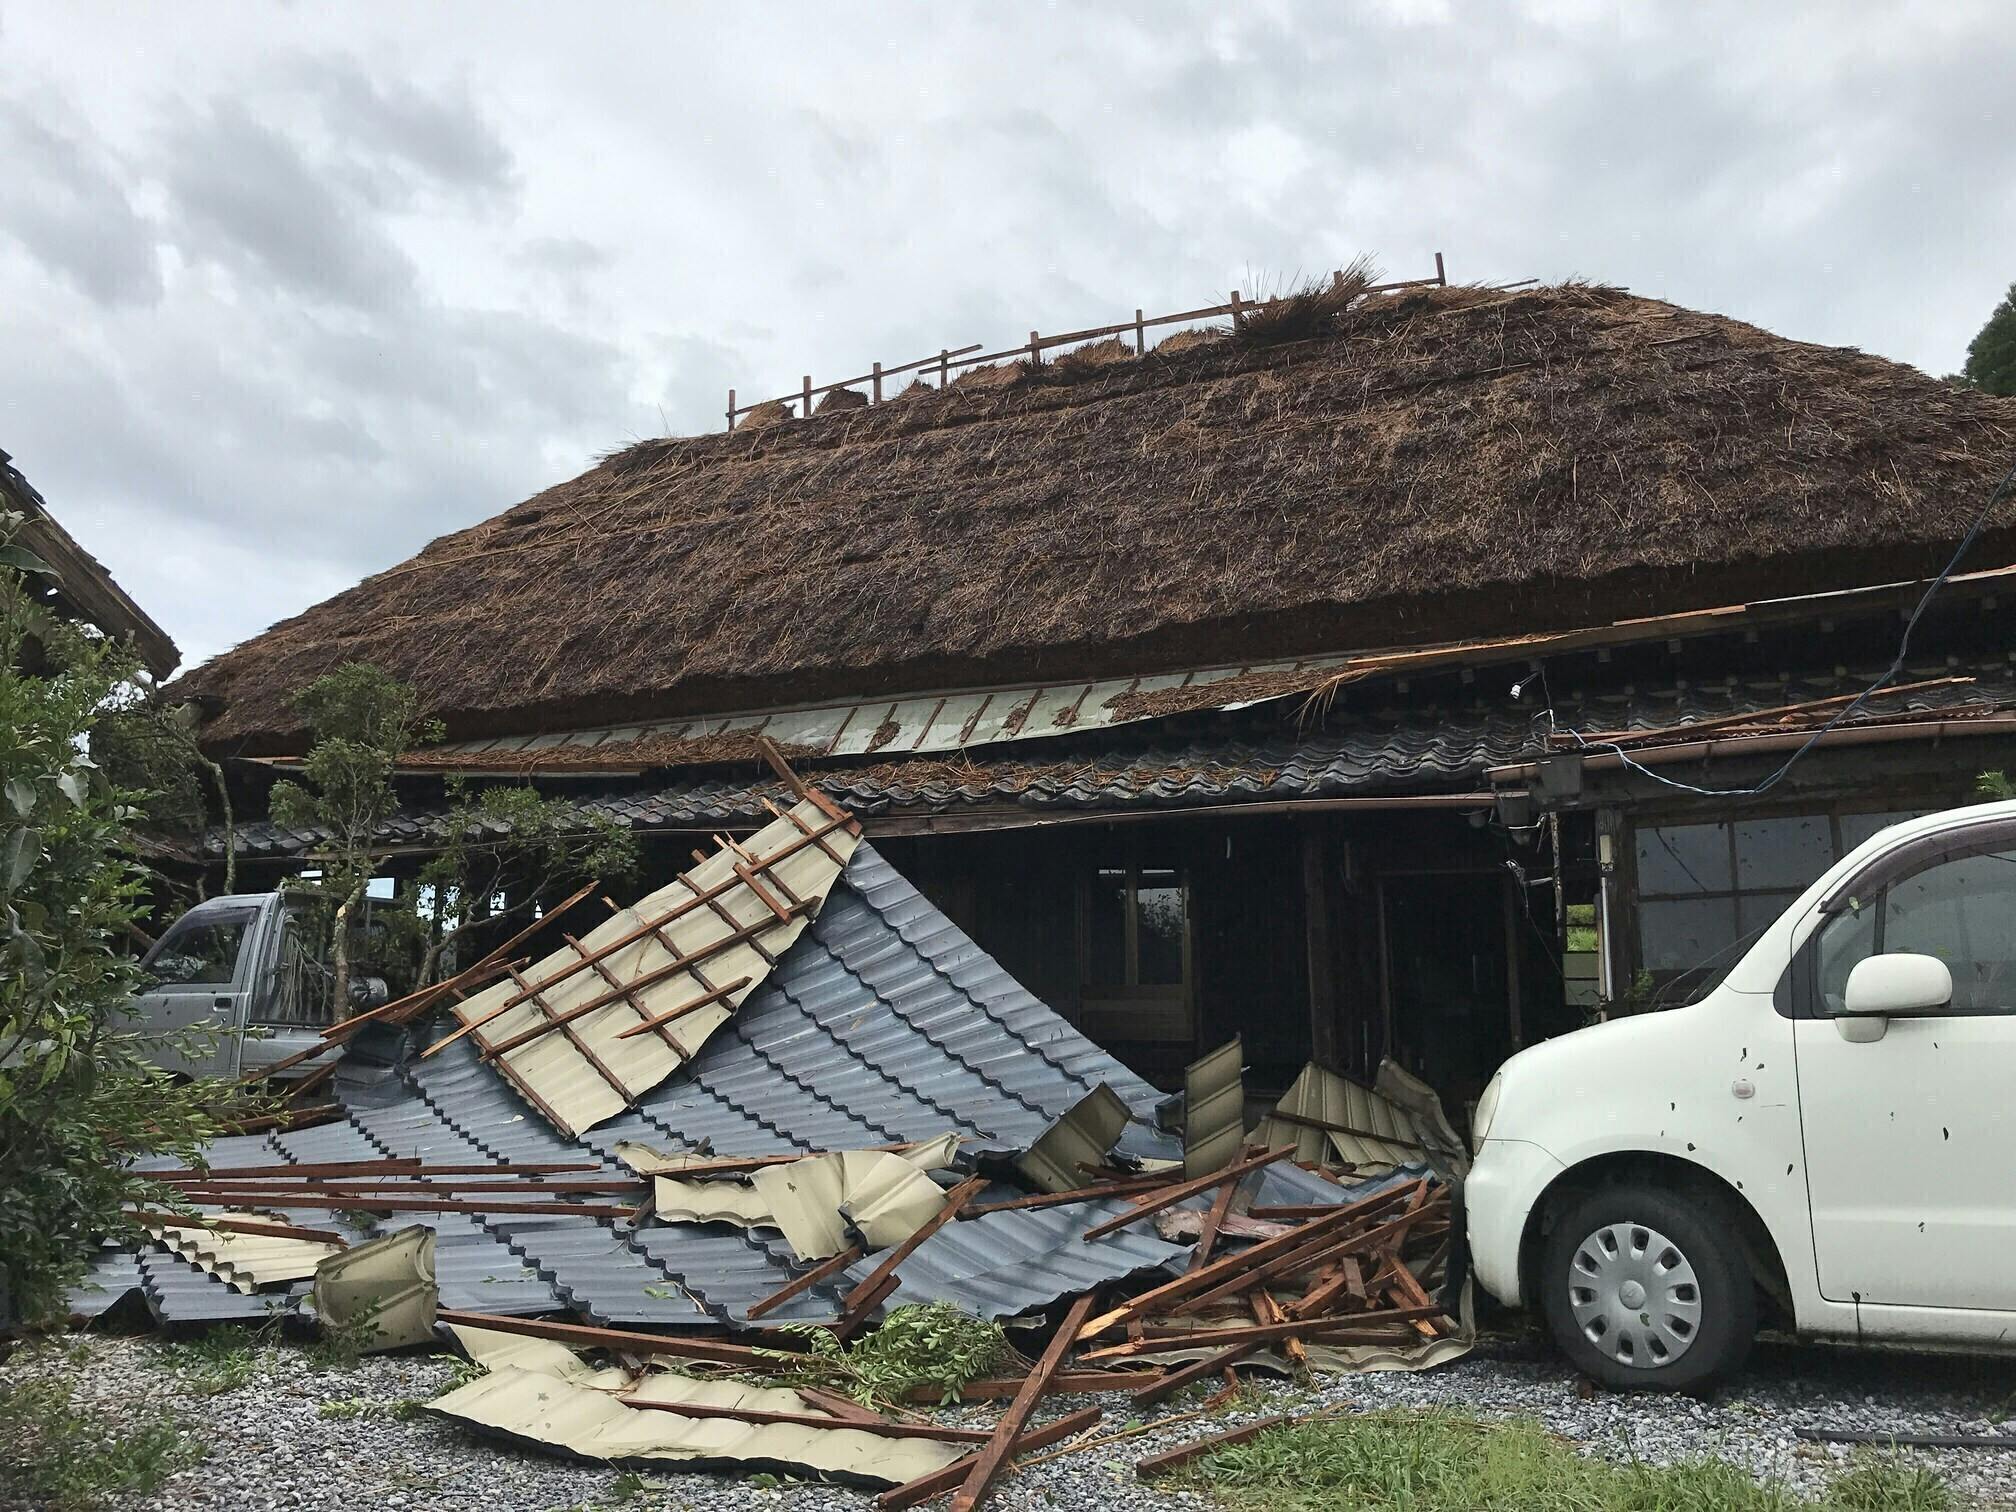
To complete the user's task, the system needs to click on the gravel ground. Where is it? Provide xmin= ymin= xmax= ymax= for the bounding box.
xmin=6 ymin=1329 xmax=2016 ymax=1510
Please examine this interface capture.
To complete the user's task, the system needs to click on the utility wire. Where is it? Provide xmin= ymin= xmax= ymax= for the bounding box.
xmin=1550 ymin=453 xmax=2016 ymax=799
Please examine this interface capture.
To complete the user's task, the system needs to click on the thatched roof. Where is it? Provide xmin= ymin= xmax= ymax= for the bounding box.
xmin=181 ymin=282 xmax=2016 ymax=753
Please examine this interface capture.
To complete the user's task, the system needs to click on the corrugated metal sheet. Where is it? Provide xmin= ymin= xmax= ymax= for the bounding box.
xmin=218 ymin=656 xmax=2016 ymax=858
xmin=432 ymin=1325 xmax=966 ymax=1485
xmin=1183 ymin=1038 xmax=1246 ymax=1180
xmin=1251 ymin=1063 xmax=1422 ymax=1168
xmin=98 ymin=842 xmax=1177 ymax=1330
xmin=450 ymin=798 xmax=856 ymax=1138
xmin=312 ymin=1226 xmax=437 ymax=1352
xmin=415 ymin=655 xmax=1356 ymax=768
xmin=841 ymin=1196 xmax=1187 ymax=1320
xmin=1015 ymin=1084 xmax=1132 ymax=1193
xmin=147 ymin=1214 xmax=343 ymax=1292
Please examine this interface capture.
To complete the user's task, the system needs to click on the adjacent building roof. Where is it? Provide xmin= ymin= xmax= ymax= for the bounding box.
xmin=178 ymin=283 xmax=2016 ymax=753
xmin=2 ymin=448 xmax=179 ymax=678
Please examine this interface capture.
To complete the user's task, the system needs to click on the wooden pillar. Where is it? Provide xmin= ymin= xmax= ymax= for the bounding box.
xmin=1302 ymin=826 xmax=1339 ymax=1070
xmin=1502 ymin=871 xmax=1525 ymax=1050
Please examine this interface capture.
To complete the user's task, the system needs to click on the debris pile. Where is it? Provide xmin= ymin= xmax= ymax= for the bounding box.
xmin=68 ymin=779 xmax=1469 ymax=1505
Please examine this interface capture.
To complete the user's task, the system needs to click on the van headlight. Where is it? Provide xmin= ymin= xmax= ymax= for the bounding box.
xmin=1471 ymin=1071 xmax=1505 ymax=1151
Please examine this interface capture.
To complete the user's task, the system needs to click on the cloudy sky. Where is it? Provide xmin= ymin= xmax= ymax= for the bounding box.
xmin=4 ymin=2 xmax=2012 ymax=672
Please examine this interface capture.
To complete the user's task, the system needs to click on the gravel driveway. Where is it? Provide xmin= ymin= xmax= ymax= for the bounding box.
xmin=6 ymin=1329 xmax=2016 ymax=1510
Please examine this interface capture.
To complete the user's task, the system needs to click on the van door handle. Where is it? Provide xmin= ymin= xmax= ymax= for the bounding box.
xmin=213 ymin=996 xmax=232 ymax=1010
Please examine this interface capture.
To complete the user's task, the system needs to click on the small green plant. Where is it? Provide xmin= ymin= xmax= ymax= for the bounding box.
xmin=1978 ymin=769 xmax=2015 ymax=801
xmin=309 ymin=1302 xmax=390 ymax=1370
xmin=434 ymin=1352 xmax=486 ymax=1393
xmin=758 ymin=1301 xmax=1009 ymax=1409
xmin=0 ymin=1377 xmax=204 ymax=1509
xmin=1826 ymin=1453 xmax=1952 ymax=1511
xmin=162 ymin=1328 xmax=263 ymax=1395
xmin=317 ymin=1396 xmax=422 ymax=1421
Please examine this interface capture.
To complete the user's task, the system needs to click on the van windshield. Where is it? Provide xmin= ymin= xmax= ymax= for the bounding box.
xmin=145 ymin=911 xmax=254 ymax=987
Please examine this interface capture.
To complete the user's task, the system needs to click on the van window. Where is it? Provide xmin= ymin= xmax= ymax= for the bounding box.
xmin=1815 ymin=844 xmax=2016 ymax=1016
xmin=146 ymin=912 xmax=253 ymax=987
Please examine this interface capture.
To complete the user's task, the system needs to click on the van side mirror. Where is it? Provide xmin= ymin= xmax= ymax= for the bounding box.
xmin=1838 ymin=953 xmax=1952 ymax=1042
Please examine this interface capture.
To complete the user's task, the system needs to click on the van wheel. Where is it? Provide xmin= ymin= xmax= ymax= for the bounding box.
xmin=1540 ymin=1184 xmax=1756 ymax=1392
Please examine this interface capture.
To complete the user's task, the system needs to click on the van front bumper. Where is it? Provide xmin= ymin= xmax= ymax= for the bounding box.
xmin=1463 ymin=1137 xmax=1565 ymax=1309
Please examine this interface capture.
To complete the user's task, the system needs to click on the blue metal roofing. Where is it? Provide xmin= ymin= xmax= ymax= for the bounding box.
xmin=80 ymin=844 xmax=1185 ymax=1331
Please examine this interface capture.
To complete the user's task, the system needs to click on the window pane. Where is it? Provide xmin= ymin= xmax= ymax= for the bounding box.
xmin=1885 ymin=848 xmax=2016 ymax=1014
xmin=1639 ymin=896 xmax=1739 ymax=972
xmin=1086 ymin=868 xmax=1127 ymax=989
xmin=1635 ymin=824 xmax=1731 ymax=896
xmin=1817 ymin=899 xmax=1879 ymax=1013
xmin=1840 ymin=810 xmax=1928 ymax=854
xmin=148 ymin=916 xmax=251 ymax=986
xmin=1135 ymin=871 xmax=1185 ymax=986
xmin=1735 ymin=816 xmax=1835 ymax=892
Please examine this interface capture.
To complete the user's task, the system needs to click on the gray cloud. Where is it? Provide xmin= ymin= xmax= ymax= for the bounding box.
xmin=0 ymin=1 xmax=2011 ymax=674
xmin=0 ymin=97 xmax=161 ymax=305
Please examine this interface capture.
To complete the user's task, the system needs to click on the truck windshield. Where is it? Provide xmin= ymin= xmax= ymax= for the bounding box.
xmin=145 ymin=911 xmax=253 ymax=987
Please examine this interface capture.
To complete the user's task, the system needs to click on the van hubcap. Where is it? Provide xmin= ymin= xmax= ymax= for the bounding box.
xmin=1567 ymin=1222 xmax=1702 ymax=1369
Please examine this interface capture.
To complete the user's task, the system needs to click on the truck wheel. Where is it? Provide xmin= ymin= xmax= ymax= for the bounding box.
xmin=1540 ymin=1184 xmax=1756 ymax=1392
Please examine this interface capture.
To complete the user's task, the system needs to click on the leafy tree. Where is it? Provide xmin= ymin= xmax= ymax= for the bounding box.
xmin=1961 ymin=283 xmax=2016 ymax=396
xmin=94 ymin=694 xmax=238 ymax=899
xmin=0 ymin=510 xmax=256 ymax=1325
xmin=268 ymin=664 xmax=442 ymax=1012
xmin=416 ymin=778 xmax=637 ymax=983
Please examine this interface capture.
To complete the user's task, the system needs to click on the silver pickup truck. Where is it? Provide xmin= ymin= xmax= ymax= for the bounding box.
xmin=134 ymin=892 xmax=388 ymax=1079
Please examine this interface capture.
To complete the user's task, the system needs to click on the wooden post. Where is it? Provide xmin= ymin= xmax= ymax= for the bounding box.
xmin=801 ymin=374 xmax=813 ymax=418
xmin=1376 ymin=879 xmax=1395 ymax=1067
xmin=1435 ymin=251 xmax=1447 ymax=286
xmin=939 ymin=349 xmax=950 ymax=387
xmin=1228 ymin=290 xmax=1244 ymax=327
xmin=1028 ymin=330 xmax=1042 ymax=365
xmin=1133 ymin=308 xmax=1145 ymax=354
xmin=1303 ymin=827 xmax=1339 ymax=1070
xmin=872 ymin=361 xmax=883 ymax=403
xmin=726 ymin=388 xmax=736 ymax=432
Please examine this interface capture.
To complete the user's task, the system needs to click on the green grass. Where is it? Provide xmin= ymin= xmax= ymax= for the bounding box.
xmin=0 ymin=1377 xmax=204 ymax=1510
xmin=162 ymin=1328 xmax=263 ymax=1395
xmin=1171 ymin=1410 xmax=1952 ymax=1512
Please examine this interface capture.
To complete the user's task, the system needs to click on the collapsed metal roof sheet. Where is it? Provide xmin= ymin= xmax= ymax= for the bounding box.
xmin=1250 ymin=1062 xmax=1423 ymax=1168
xmin=447 ymin=796 xmax=857 ymax=1138
xmin=80 ymin=843 xmax=1179 ymax=1331
xmin=838 ymin=1196 xmax=1188 ymax=1321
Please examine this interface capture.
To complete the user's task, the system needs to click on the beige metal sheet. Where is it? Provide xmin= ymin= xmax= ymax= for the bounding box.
xmin=1014 ymin=1083 xmax=1131 ymax=1193
xmin=749 ymin=1150 xmax=951 ymax=1260
xmin=312 ymin=1225 xmax=437 ymax=1352
xmin=434 ymin=1326 xmax=964 ymax=1485
xmin=1249 ymin=1062 xmax=1422 ymax=1169
xmin=451 ymin=798 xmax=857 ymax=1137
xmin=148 ymin=1213 xmax=343 ymax=1292
xmin=1183 ymin=1038 xmax=1246 ymax=1180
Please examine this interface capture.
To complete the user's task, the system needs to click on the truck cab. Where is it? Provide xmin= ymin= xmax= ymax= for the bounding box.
xmin=1465 ymin=799 xmax=2016 ymax=1389
xmin=134 ymin=892 xmax=362 ymax=1079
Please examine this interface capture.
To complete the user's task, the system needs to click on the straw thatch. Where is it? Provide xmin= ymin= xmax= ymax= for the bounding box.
xmin=182 ymin=283 xmax=2016 ymax=753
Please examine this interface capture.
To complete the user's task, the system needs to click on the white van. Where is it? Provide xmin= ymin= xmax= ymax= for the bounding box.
xmin=1465 ymin=799 xmax=2016 ymax=1390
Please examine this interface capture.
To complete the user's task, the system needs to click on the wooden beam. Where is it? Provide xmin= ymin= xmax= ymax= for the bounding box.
xmin=1188 ymin=1172 xmax=1244 ymax=1272
xmin=965 ymin=1175 xmax=1168 ymax=1216
xmin=1135 ymin=1415 xmax=1291 ymax=1478
xmin=949 ymin=1292 xmax=1098 ymax=1512
xmin=435 ymin=1310 xmax=790 ymax=1369
xmin=1084 ymin=1308 xmax=1439 ymax=1359
xmin=609 ymin=974 xmax=754 ymax=1042
xmin=841 ymin=1176 xmax=986 ymax=1312
xmin=128 ymin=1212 xmax=348 ymax=1246
xmin=745 ymin=1243 xmax=864 ymax=1321
xmin=902 ymin=1373 xmax=1157 ymax=1403
xmin=173 ymin=1193 xmax=639 ymax=1219
xmin=1077 ymin=1147 xmax=1293 ymax=1242
xmin=874 ymin=1406 xmax=1103 ymax=1511
xmin=620 ymin=1395 xmax=995 ymax=1443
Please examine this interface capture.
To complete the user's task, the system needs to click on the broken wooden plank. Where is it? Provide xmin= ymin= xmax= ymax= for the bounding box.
xmin=1084 ymin=1308 xmax=1441 ymax=1359
xmin=1135 ymin=1414 xmax=1292 ymax=1478
xmin=435 ymin=1310 xmax=790 ymax=1369
xmin=1251 ymin=1289 xmax=1306 ymax=1368
xmin=127 ymin=1212 xmax=348 ymax=1246
xmin=1076 ymin=1179 xmax=1428 ymax=1340
xmin=903 ymin=1373 xmax=1158 ymax=1403
xmin=950 ymin=1292 xmax=1098 ymax=1512
xmin=874 ymin=1406 xmax=1103 ymax=1512
xmin=1078 ymin=1146 xmax=1294 ymax=1242
xmin=964 ymin=1175 xmax=1168 ymax=1216
xmin=620 ymin=1395 xmax=994 ymax=1443
xmin=609 ymin=974 xmax=754 ymax=1042
xmin=840 ymin=1176 xmax=987 ymax=1313
xmin=1132 ymin=1341 xmax=1265 ymax=1407
xmin=835 ymin=1273 xmax=902 ymax=1343
xmin=745 ymin=1243 xmax=865 ymax=1321
xmin=1188 ymin=1168 xmax=1245 ymax=1272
